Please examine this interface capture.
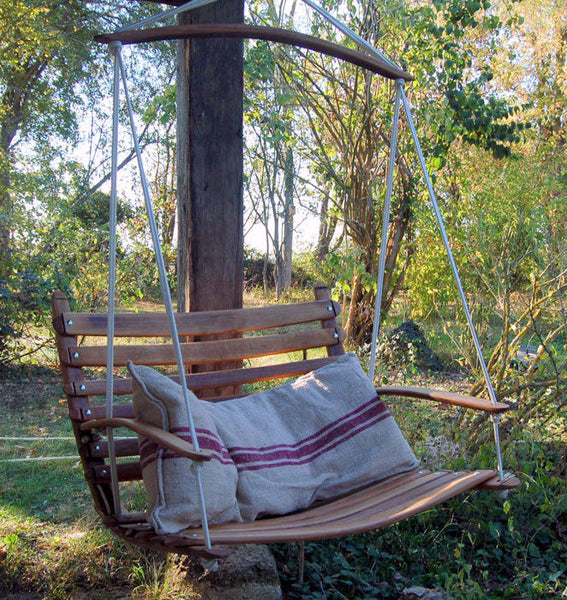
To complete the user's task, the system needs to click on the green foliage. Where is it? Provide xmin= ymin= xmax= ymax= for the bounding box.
xmin=0 ymin=0 xmax=94 ymax=144
xmin=273 ymin=414 xmax=566 ymax=600
xmin=404 ymin=143 xmax=565 ymax=429
xmin=0 ymin=0 xmax=174 ymax=365
xmin=0 ymin=256 xmax=72 ymax=366
xmin=377 ymin=320 xmax=446 ymax=372
xmin=244 ymin=248 xmax=327 ymax=291
xmin=0 ymin=162 xmax=152 ymax=366
xmin=0 ymin=510 xmax=136 ymax=598
xmin=324 ymin=252 xmax=375 ymax=297
xmin=401 ymin=0 xmax=527 ymax=160
xmin=143 ymin=83 xmax=177 ymax=128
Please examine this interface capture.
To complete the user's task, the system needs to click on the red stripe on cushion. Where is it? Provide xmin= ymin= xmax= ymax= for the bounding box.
xmin=139 ymin=427 xmax=234 ymax=468
xmin=229 ymin=400 xmax=391 ymax=471
xmin=229 ymin=397 xmax=386 ymax=454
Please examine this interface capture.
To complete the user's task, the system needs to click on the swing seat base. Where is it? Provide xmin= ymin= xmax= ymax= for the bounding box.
xmin=105 ymin=468 xmax=503 ymax=557
xmin=51 ymin=285 xmax=518 ymax=558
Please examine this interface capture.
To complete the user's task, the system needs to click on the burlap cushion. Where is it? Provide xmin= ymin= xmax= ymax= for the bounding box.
xmin=129 ymin=353 xmax=418 ymax=528
xmin=128 ymin=362 xmax=242 ymax=534
xmin=212 ymin=353 xmax=419 ymax=520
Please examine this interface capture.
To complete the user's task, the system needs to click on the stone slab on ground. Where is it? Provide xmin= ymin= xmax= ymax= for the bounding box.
xmin=190 ymin=544 xmax=282 ymax=600
xmin=401 ymin=586 xmax=453 ymax=600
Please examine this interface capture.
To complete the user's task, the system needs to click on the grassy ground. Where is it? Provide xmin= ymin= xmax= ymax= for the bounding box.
xmin=0 ymin=292 xmax=565 ymax=599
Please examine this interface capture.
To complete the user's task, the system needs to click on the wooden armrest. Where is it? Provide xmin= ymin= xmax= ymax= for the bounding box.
xmin=79 ymin=417 xmax=212 ymax=462
xmin=375 ymin=386 xmax=510 ymax=413
xmin=477 ymin=474 xmax=521 ymax=490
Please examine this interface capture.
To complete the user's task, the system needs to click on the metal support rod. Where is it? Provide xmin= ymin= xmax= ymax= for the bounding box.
xmin=117 ymin=0 xmax=222 ymax=32
xmin=369 ymin=79 xmax=404 ymax=383
xmin=300 ymin=0 xmax=401 ymax=71
xmin=105 ymin=41 xmax=123 ymax=517
xmin=113 ymin=44 xmax=213 ymax=548
xmin=400 ymin=88 xmax=505 ymax=481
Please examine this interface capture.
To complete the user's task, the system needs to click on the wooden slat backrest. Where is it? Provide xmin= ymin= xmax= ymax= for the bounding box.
xmin=55 ymin=299 xmax=341 ymax=337
xmin=63 ymin=356 xmax=338 ymax=397
xmin=64 ymin=328 xmax=345 ymax=367
xmin=51 ymin=291 xmax=116 ymax=518
xmin=51 ymin=284 xmax=345 ymax=506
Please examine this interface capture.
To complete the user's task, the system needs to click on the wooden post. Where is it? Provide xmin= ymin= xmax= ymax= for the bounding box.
xmin=176 ymin=0 xmax=245 ymax=396
xmin=176 ymin=0 xmax=244 ymax=315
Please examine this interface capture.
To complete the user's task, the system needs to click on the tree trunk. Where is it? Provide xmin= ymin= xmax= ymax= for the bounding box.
xmin=316 ymin=191 xmax=338 ymax=262
xmin=0 ymin=93 xmax=21 ymax=279
xmin=176 ymin=0 xmax=244 ymax=315
xmin=345 ymin=273 xmax=362 ymax=344
xmin=270 ymin=186 xmax=282 ymax=298
xmin=176 ymin=0 xmax=244 ymax=396
xmin=0 ymin=150 xmax=11 ymax=280
xmin=0 ymin=58 xmax=47 ymax=279
xmin=281 ymin=147 xmax=294 ymax=292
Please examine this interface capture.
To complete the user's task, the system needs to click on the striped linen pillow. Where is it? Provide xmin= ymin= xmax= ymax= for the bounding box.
xmin=213 ymin=353 xmax=419 ymax=521
xmin=129 ymin=353 xmax=419 ymax=529
xmin=128 ymin=362 xmax=242 ymax=534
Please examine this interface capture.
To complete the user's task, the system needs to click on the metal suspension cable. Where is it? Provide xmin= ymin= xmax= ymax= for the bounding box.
xmin=116 ymin=0 xmax=222 ymax=32
xmin=0 ymin=436 xmax=134 ymax=441
xmin=0 ymin=436 xmax=76 ymax=441
xmin=113 ymin=42 xmax=212 ymax=548
xmin=369 ymin=79 xmax=403 ymax=383
xmin=400 ymin=88 xmax=505 ymax=482
xmin=105 ymin=42 xmax=123 ymax=517
xmin=300 ymin=0 xmax=401 ymax=71
xmin=0 ymin=456 xmax=81 ymax=463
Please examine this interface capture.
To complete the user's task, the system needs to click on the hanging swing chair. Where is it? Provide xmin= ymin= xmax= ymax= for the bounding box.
xmin=51 ymin=0 xmax=520 ymax=560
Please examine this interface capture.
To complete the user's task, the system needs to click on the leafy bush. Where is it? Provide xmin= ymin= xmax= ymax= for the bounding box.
xmin=244 ymin=248 xmax=328 ymax=290
xmin=272 ymin=431 xmax=566 ymax=600
xmin=0 ymin=268 xmax=72 ymax=368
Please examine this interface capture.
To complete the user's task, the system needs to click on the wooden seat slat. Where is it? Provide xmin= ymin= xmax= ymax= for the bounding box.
xmin=89 ymin=438 xmax=139 ymax=458
xmin=111 ymin=469 xmax=495 ymax=549
xmin=65 ymin=356 xmax=339 ymax=396
xmin=218 ymin=470 xmax=493 ymax=541
xmin=478 ymin=474 xmax=522 ymax=490
xmin=204 ymin=470 xmax=488 ymax=535
xmin=65 ymin=328 xmax=345 ymax=367
xmin=57 ymin=300 xmax=340 ymax=337
xmin=232 ymin=469 xmax=443 ymax=527
xmin=93 ymin=461 xmax=142 ymax=482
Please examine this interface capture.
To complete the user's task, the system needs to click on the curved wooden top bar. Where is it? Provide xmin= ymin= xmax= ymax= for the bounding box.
xmin=95 ymin=24 xmax=413 ymax=82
